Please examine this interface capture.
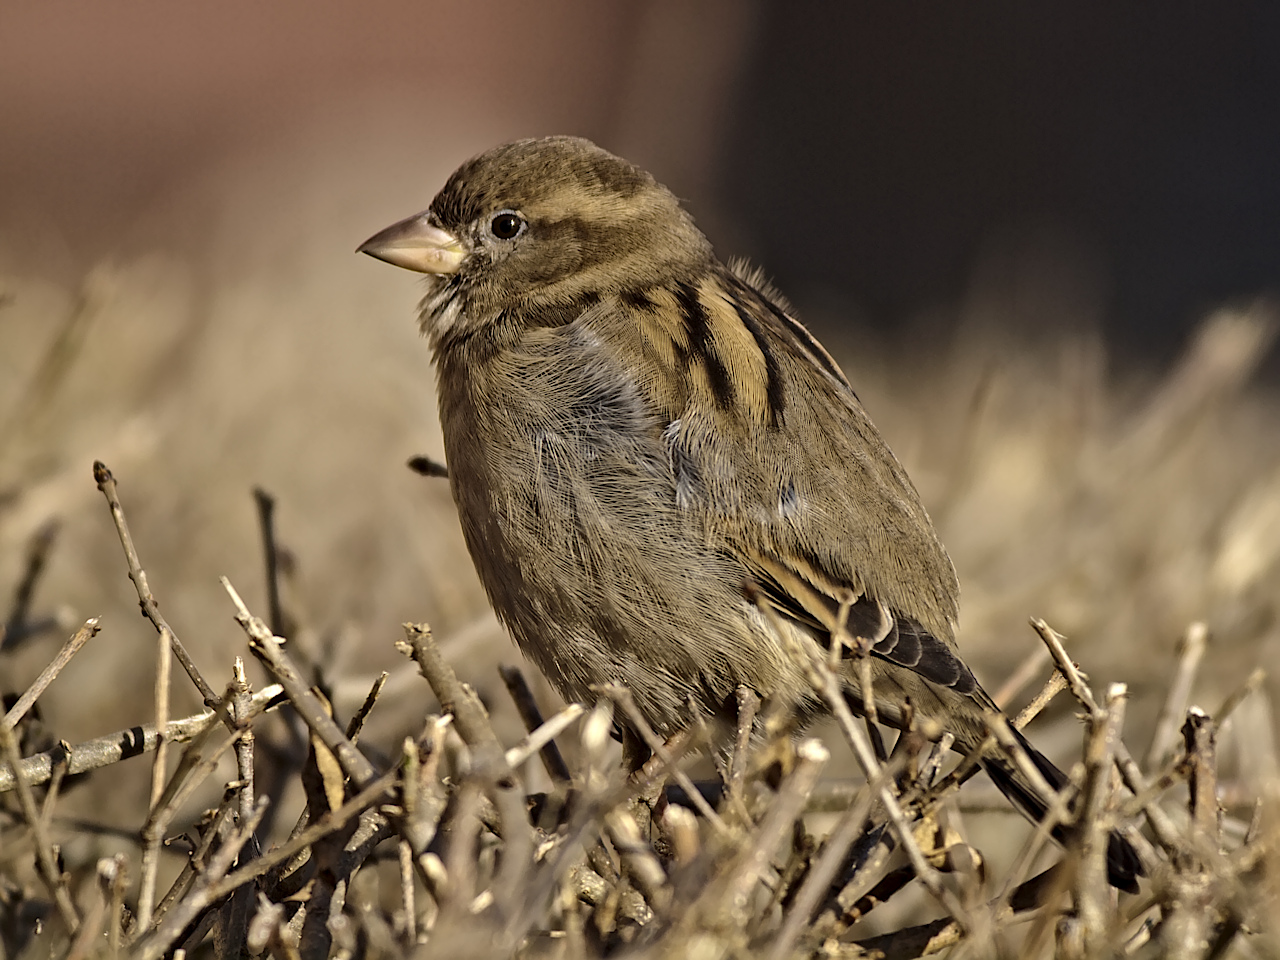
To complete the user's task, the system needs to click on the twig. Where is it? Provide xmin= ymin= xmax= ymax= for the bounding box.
xmin=748 ymin=584 xmax=971 ymax=927
xmin=720 ymin=738 xmax=828 ymax=923
xmin=93 ymin=461 xmax=215 ymax=703
xmin=252 ymin=488 xmax=286 ymax=639
xmin=609 ymin=806 xmax=672 ymax=912
xmin=135 ymin=689 xmax=245 ymax=936
xmin=226 ymin=578 xmax=378 ymax=786
xmin=0 ymin=684 xmax=283 ymax=794
xmin=1145 ymin=623 xmax=1208 ymax=769
xmin=406 ymin=455 xmax=449 ymax=478
xmin=499 ymin=664 xmax=572 ymax=782
xmin=1075 ymin=683 xmax=1127 ymax=957
xmin=133 ymin=797 xmax=270 ymax=960
xmin=1182 ymin=706 xmax=1221 ymax=859
xmin=1030 ymin=618 xmax=1096 ymax=710
xmin=1213 ymin=667 xmax=1265 ymax=726
xmin=603 ymin=683 xmax=730 ymax=836
xmin=1 ymin=618 xmax=100 ymax=732
xmin=135 ymin=597 xmax=174 ymax=930
xmin=396 ymin=623 xmax=534 ymax=912
xmin=1 ymin=518 xmax=60 ymax=650
xmin=1013 ymin=669 xmax=1069 ymax=730
xmin=729 ymin=685 xmax=760 ymax=800
xmin=505 ymin=703 xmax=585 ymax=771
xmin=399 ymin=839 xmax=417 ymax=946
xmin=150 ymin=797 xmax=238 ymax=928
xmin=397 ymin=622 xmax=503 ymax=756
xmin=0 ymin=721 xmax=80 ymax=933
xmin=219 ymin=658 xmax=259 ymax=958
xmin=992 ymin=643 xmax=1053 ymax=709
xmin=769 ymin=757 xmax=890 ymax=958
xmin=347 ymin=672 xmax=387 ymax=744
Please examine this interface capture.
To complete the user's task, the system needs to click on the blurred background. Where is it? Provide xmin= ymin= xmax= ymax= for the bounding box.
xmin=3 ymin=0 xmax=1279 ymax=856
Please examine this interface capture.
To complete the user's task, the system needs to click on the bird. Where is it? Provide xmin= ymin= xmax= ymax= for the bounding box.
xmin=358 ymin=135 xmax=1140 ymax=891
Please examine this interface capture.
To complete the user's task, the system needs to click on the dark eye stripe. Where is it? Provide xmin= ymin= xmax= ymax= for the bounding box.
xmin=675 ymin=282 xmax=735 ymax=410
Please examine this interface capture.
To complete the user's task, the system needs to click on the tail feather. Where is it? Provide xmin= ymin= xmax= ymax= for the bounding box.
xmin=981 ymin=725 xmax=1141 ymax=893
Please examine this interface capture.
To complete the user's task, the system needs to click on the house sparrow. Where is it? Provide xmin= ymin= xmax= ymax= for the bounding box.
xmin=359 ymin=136 xmax=1140 ymax=890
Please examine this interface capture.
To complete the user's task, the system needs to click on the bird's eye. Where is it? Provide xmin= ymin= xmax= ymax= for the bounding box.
xmin=489 ymin=211 xmax=526 ymax=240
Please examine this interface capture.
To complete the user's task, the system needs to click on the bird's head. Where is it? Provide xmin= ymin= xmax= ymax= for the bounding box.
xmin=358 ymin=136 xmax=712 ymax=348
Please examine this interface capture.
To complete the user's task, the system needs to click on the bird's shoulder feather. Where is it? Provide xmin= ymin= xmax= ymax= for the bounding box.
xmin=587 ymin=265 xmax=961 ymax=646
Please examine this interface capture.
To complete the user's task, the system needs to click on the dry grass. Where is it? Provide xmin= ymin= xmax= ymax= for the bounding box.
xmin=2 ymin=130 xmax=1279 ymax=958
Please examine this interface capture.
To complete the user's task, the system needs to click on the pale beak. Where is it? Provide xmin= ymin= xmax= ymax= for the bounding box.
xmin=357 ymin=213 xmax=465 ymax=274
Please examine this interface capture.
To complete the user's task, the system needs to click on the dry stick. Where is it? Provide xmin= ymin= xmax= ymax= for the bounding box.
xmin=767 ymin=756 xmax=891 ymax=960
xmin=510 ymin=721 xmax=661 ymax=940
xmin=988 ymin=715 xmax=1081 ymax=905
xmin=1076 ymin=684 xmax=1128 ymax=958
xmin=219 ymin=659 xmax=258 ymax=960
xmin=499 ymin=664 xmax=572 ymax=782
xmin=226 ymin=579 xmax=378 ymax=787
xmin=66 ymin=855 xmax=127 ymax=960
xmin=1013 ymin=670 xmax=1070 ymax=730
xmin=1118 ymin=753 xmax=1190 ymax=822
xmin=442 ymin=780 xmax=482 ymax=910
xmin=923 ymin=666 xmax=1069 ymax=812
xmin=748 ymin=587 xmax=972 ymax=926
xmin=1032 ymin=619 xmax=1183 ymax=862
xmin=150 ymin=776 xmax=395 ymax=960
xmin=992 ymin=643 xmax=1053 ymax=710
xmin=828 ymin=674 xmax=972 ymax=924
xmin=605 ymin=806 xmax=671 ymax=911
xmin=720 ymin=739 xmax=828 ymax=924
xmin=227 ymin=600 xmax=468 ymax=910
xmin=1 ymin=617 xmax=100 ymax=731
xmin=0 ymin=722 xmax=79 ymax=932
xmin=398 ymin=622 xmax=503 ymax=756
xmin=2 ymin=518 xmax=60 ymax=649
xmin=38 ymin=745 xmax=70 ymax=828
xmin=729 ymin=685 xmax=760 ymax=800
xmin=505 ymin=703 xmax=585 ymax=771
xmin=1213 ymin=667 xmax=1266 ymax=726
xmin=93 ymin=461 xmax=216 ymax=703
xmin=854 ymin=863 xmax=1077 ymax=960
xmin=1182 ymin=707 xmax=1221 ymax=858
xmin=398 ymin=839 xmax=417 ymax=946
xmin=134 ymin=691 xmax=246 ymax=937
xmin=261 ymin=619 xmax=444 ymax=905
xmin=348 ymin=672 xmax=388 ymax=744
xmin=271 ymin=670 xmax=393 ymax=891
xmin=150 ymin=798 xmax=238 ymax=929
xmin=252 ymin=488 xmax=285 ymax=639
xmin=0 ymin=685 xmax=283 ymax=794
xmin=1145 ymin=623 xmax=1209 ymax=769
xmin=603 ymin=683 xmax=730 ymax=836
xmin=1161 ymin=709 xmax=1231 ymax=960
xmin=104 ymin=854 xmax=129 ymax=958
xmin=1030 ymin=618 xmax=1097 ymax=710
xmin=64 ymin=874 xmax=109 ymax=960
xmin=135 ymin=594 xmax=174 ymax=931
xmin=398 ymin=621 xmax=537 ymax=917
xmin=133 ymin=797 xmax=269 ymax=960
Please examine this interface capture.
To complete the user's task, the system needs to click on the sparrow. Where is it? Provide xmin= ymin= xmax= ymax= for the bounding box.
xmin=358 ymin=136 xmax=1140 ymax=890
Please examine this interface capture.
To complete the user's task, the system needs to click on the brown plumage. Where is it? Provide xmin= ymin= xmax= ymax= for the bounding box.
xmin=359 ymin=135 xmax=1140 ymax=891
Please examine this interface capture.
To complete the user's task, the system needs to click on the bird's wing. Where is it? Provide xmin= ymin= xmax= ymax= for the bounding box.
xmin=650 ymin=266 xmax=971 ymax=692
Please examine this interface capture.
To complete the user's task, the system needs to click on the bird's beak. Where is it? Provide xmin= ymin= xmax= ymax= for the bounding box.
xmin=357 ymin=213 xmax=465 ymax=274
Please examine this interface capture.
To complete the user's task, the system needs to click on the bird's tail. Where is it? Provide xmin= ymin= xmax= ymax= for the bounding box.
xmin=980 ymin=724 xmax=1142 ymax=893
